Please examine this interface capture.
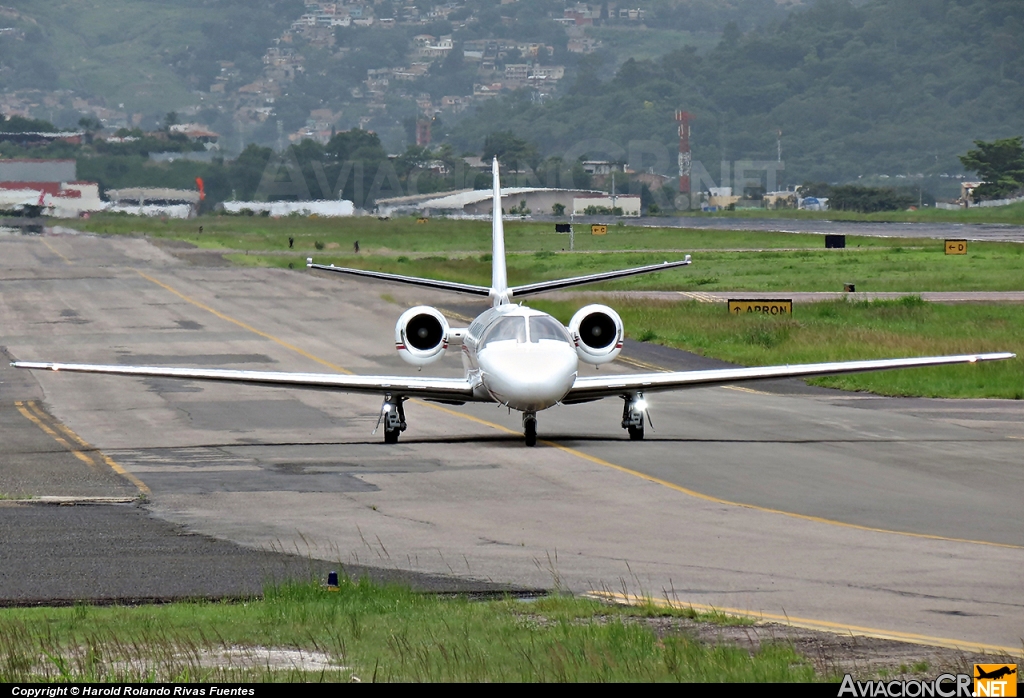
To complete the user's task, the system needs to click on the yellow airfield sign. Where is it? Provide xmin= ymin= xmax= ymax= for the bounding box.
xmin=591 ymin=224 xmax=608 ymax=235
xmin=728 ymin=299 xmax=793 ymax=316
xmin=945 ymin=239 xmax=967 ymax=255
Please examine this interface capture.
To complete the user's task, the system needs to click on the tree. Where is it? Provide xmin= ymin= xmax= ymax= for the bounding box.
xmin=482 ymin=131 xmax=538 ymax=170
xmin=959 ymin=137 xmax=1024 ymax=200
xmin=0 ymin=115 xmax=57 ymax=132
xmin=78 ymin=116 xmax=103 ymax=144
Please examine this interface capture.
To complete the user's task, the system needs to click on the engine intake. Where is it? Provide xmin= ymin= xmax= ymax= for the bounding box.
xmin=569 ymin=304 xmax=624 ymax=365
xmin=395 ymin=306 xmax=449 ymax=366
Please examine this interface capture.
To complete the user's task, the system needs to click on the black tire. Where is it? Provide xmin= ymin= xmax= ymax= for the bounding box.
xmin=628 ymin=424 xmax=644 ymax=440
xmin=384 ymin=429 xmax=400 ymax=444
xmin=524 ymin=419 xmax=537 ymax=447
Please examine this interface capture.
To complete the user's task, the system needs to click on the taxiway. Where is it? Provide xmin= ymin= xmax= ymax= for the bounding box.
xmin=1 ymin=230 xmax=1021 ymax=655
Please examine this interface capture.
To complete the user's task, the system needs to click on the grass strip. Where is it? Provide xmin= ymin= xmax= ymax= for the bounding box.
xmin=232 ymin=241 xmax=1024 ymax=293
xmin=682 ymin=200 xmax=1024 ymax=225
xmin=74 ymin=213 xmax=967 ymax=255
xmin=530 ymin=296 xmax=1024 ymax=399
xmin=0 ymin=578 xmax=818 ymax=683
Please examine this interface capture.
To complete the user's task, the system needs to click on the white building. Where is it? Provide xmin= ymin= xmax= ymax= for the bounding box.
xmin=572 ymin=194 xmax=641 ymax=217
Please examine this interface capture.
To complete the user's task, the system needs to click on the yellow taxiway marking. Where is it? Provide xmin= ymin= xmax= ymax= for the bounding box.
xmin=134 ymin=271 xmax=1021 ymax=550
xmin=15 ymin=401 xmax=101 ymax=472
xmin=40 ymin=237 xmax=72 ymax=265
xmin=677 ymin=291 xmax=721 ymax=303
xmin=723 ymin=384 xmax=774 ymax=395
xmin=133 ymin=269 xmax=353 ymax=375
xmin=615 ymin=355 xmax=665 ymax=372
xmin=538 ymin=436 xmax=1023 ymax=549
xmin=588 ymin=592 xmax=1024 ymax=659
xmin=617 ymin=355 xmax=774 ymax=395
xmin=15 ymin=400 xmax=150 ymax=495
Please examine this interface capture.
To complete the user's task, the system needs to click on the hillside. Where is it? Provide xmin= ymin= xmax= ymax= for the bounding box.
xmin=446 ymin=0 xmax=1024 ymax=184
xmin=0 ymin=1 xmax=301 ymax=121
xmin=1 ymin=0 xmax=792 ymax=151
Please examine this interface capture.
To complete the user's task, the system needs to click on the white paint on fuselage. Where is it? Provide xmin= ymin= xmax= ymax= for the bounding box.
xmin=462 ymin=305 xmax=578 ymax=412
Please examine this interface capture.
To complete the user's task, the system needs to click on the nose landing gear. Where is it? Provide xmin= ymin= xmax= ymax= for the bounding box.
xmin=621 ymin=393 xmax=645 ymax=441
xmin=375 ymin=395 xmax=407 ymax=444
xmin=523 ymin=411 xmax=538 ymax=447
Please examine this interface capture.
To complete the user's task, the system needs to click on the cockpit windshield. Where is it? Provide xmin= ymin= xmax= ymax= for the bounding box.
xmin=529 ymin=316 xmax=572 ymax=344
xmin=481 ymin=316 xmax=527 ymax=345
xmin=479 ymin=315 xmax=572 ymax=347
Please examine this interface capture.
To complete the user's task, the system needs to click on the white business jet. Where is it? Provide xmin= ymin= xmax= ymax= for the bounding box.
xmin=13 ymin=159 xmax=1015 ymax=446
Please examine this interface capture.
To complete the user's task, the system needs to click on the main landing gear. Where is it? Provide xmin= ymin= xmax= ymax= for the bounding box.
xmin=523 ymin=411 xmax=538 ymax=447
xmin=621 ymin=393 xmax=645 ymax=441
xmin=377 ymin=395 xmax=407 ymax=444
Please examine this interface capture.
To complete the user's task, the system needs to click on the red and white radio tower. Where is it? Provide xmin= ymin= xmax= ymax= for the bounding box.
xmin=675 ymin=110 xmax=691 ymax=195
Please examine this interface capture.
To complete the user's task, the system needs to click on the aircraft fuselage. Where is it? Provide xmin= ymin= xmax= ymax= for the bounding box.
xmin=462 ymin=304 xmax=579 ymax=412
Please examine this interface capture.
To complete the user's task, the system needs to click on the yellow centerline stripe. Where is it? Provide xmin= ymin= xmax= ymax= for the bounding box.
xmin=40 ymin=237 xmax=72 ymax=265
xmin=133 ymin=269 xmax=353 ymax=375
xmin=588 ymin=592 xmax=1024 ymax=658
xmin=419 ymin=402 xmax=521 ymax=435
xmin=541 ymin=438 xmax=1023 ymax=549
xmin=133 ymin=270 xmax=1021 ymax=551
xmin=16 ymin=401 xmax=100 ymax=471
xmin=25 ymin=401 xmax=151 ymax=495
xmin=723 ymin=384 xmax=774 ymax=395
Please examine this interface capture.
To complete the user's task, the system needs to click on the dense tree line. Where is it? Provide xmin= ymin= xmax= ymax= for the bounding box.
xmin=447 ymin=0 xmax=1024 ymax=185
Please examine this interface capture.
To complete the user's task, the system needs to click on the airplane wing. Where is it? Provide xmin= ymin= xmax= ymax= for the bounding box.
xmin=307 ymin=261 xmax=492 ymax=297
xmin=509 ymin=257 xmax=691 ymax=297
xmin=564 ymin=352 xmax=1015 ymax=402
xmin=11 ymin=361 xmax=480 ymax=402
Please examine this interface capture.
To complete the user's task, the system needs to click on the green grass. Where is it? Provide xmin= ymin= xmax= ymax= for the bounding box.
xmin=80 ymin=214 xmax=1024 ymax=293
xmin=229 ymin=242 xmax=1024 ymax=293
xmin=76 ymin=214 xmax=1024 ymax=398
xmin=77 ymin=212 xmax=937 ymax=254
xmin=684 ymin=200 xmax=1024 ymax=225
xmin=0 ymin=579 xmax=819 ymax=682
xmin=531 ymin=296 xmax=1024 ymax=399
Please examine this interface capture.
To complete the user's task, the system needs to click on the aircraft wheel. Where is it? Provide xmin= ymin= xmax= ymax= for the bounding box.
xmin=628 ymin=416 xmax=644 ymax=441
xmin=384 ymin=428 xmax=400 ymax=444
xmin=524 ymin=415 xmax=537 ymax=447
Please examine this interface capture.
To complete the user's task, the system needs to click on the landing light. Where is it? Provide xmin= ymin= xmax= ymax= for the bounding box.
xmin=634 ymin=399 xmax=648 ymax=411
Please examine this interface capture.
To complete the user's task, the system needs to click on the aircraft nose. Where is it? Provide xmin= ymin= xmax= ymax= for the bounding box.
xmin=479 ymin=343 xmax=578 ymax=411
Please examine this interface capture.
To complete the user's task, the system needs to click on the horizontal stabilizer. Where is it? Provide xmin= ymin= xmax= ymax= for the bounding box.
xmin=509 ymin=257 xmax=691 ymax=298
xmin=308 ymin=260 xmax=491 ymax=297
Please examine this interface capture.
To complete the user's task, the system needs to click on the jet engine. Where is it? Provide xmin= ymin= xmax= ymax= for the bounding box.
xmin=395 ymin=306 xmax=449 ymax=366
xmin=569 ymin=304 xmax=624 ymax=365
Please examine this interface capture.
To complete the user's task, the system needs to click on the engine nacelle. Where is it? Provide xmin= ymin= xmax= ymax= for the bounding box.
xmin=569 ymin=304 xmax=624 ymax=365
xmin=395 ymin=306 xmax=449 ymax=367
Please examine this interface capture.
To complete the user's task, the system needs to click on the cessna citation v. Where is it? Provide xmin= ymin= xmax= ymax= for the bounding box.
xmin=13 ymin=160 xmax=1015 ymax=446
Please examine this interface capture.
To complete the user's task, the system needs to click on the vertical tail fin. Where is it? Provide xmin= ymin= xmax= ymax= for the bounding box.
xmin=490 ymin=157 xmax=509 ymax=305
